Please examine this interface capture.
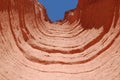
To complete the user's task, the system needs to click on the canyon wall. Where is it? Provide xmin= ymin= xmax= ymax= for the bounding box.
xmin=0 ymin=0 xmax=120 ymax=80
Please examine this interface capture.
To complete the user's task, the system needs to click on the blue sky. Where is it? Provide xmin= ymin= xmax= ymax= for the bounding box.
xmin=38 ymin=0 xmax=78 ymax=22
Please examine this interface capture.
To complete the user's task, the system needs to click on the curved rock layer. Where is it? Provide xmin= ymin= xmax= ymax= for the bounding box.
xmin=0 ymin=0 xmax=120 ymax=80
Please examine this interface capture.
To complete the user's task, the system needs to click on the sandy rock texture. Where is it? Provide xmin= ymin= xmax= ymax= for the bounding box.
xmin=0 ymin=0 xmax=120 ymax=80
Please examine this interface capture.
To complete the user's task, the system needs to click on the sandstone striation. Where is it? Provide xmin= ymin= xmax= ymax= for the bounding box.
xmin=0 ymin=0 xmax=120 ymax=80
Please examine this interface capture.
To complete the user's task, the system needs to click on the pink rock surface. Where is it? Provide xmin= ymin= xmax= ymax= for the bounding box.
xmin=0 ymin=0 xmax=120 ymax=80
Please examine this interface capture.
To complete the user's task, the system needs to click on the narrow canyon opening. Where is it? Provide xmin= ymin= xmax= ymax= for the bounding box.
xmin=38 ymin=0 xmax=78 ymax=22
xmin=0 ymin=0 xmax=120 ymax=80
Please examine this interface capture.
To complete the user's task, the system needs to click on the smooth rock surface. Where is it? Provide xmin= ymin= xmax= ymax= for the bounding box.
xmin=0 ymin=0 xmax=120 ymax=80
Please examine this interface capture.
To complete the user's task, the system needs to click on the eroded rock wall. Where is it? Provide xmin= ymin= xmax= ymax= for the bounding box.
xmin=0 ymin=0 xmax=120 ymax=80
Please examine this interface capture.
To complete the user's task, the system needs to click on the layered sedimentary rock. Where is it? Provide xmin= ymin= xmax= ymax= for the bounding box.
xmin=0 ymin=0 xmax=120 ymax=80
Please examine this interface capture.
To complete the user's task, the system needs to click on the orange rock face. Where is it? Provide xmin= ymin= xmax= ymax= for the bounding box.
xmin=0 ymin=0 xmax=120 ymax=80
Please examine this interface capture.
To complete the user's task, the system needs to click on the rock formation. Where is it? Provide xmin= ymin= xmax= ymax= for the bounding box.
xmin=0 ymin=0 xmax=120 ymax=80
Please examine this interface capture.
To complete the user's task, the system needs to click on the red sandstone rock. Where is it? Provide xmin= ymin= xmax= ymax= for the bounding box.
xmin=0 ymin=0 xmax=120 ymax=80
